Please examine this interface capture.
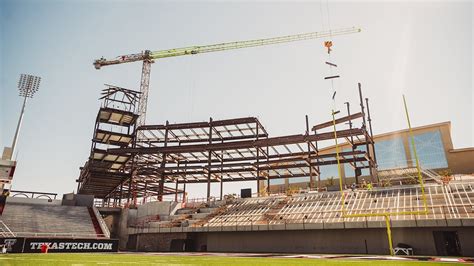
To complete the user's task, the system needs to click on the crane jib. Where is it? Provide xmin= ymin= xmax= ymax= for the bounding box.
xmin=94 ymin=27 xmax=361 ymax=68
xmin=92 ymin=26 xmax=361 ymax=129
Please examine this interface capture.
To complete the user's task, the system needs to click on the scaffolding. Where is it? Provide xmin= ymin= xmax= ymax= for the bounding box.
xmin=77 ymin=85 xmax=182 ymax=205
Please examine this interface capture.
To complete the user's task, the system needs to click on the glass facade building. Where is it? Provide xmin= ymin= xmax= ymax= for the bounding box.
xmin=409 ymin=130 xmax=448 ymax=169
xmin=374 ymin=137 xmax=408 ymax=170
xmin=319 ymin=164 xmax=339 ymax=180
xmin=276 ymin=125 xmax=452 ymax=188
xmin=288 ymin=176 xmax=309 ymax=184
xmin=270 ymin=178 xmax=285 ymax=185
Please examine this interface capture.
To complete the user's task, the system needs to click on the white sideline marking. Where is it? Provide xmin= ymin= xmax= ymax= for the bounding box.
xmin=437 ymin=258 xmax=461 ymax=262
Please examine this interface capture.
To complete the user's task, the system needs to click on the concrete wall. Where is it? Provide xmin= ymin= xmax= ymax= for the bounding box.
xmin=6 ymin=197 xmax=62 ymax=205
xmin=75 ymin=194 xmax=94 ymax=207
xmin=102 ymin=212 xmax=121 ymax=239
xmin=127 ymin=226 xmax=474 ymax=255
xmin=206 ymin=229 xmax=387 ymax=254
xmin=204 ymin=227 xmax=474 ymax=256
xmin=117 ymin=208 xmax=137 ymax=250
xmin=135 ymin=232 xmax=187 ymax=252
xmin=447 ymin=148 xmax=474 ymax=175
xmin=137 ymin=201 xmax=178 ymax=218
xmin=61 ymin=193 xmax=94 ymax=207
xmin=188 ymin=232 xmax=208 ymax=252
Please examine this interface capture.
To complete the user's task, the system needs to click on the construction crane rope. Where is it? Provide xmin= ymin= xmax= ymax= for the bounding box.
xmin=93 ymin=26 xmax=361 ymax=128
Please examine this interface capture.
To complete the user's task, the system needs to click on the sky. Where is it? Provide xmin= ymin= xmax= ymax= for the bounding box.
xmin=0 ymin=0 xmax=472 ymax=199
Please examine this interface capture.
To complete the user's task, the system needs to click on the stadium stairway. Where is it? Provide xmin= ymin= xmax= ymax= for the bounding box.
xmin=88 ymin=207 xmax=105 ymax=236
xmin=1 ymin=200 xmax=108 ymax=239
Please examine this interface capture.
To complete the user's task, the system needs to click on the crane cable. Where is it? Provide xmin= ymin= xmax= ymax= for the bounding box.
xmin=321 ymin=0 xmax=338 ymax=110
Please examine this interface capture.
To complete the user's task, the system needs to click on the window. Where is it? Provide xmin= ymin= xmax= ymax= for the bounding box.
xmin=408 ymin=130 xmax=448 ymax=169
xmin=270 ymin=178 xmax=285 ymax=185
xmin=319 ymin=164 xmax=339 ymax=180
xmin=374 ymin=137 xmax=407 ymax=170
xmin=288 ymin=176 xmax=309 ymax=184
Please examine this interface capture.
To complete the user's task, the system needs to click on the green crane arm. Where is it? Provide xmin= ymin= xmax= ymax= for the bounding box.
xmin=94 ymin=27 xmax=361 ymax=69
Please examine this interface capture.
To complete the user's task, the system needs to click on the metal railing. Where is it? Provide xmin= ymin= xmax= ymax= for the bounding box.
xmin=0 ymin=220 xmax=16 ymax=238
xmin=5 ymin=232 xmax=108 ymax=239
xmin=10 ymin=190 xmax=58 ymax=200
xmin=92 ymin=206 xmax=111 ymax=238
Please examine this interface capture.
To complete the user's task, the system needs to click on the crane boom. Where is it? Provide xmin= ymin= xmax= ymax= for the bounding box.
xmin=93 ymin=26 xmax=361 ymax=127
xmin=94 ymin=27 xmax=361 ymax=69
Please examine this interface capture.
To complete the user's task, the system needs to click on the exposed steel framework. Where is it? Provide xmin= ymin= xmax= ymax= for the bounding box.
xmin=77 ymin=85 xmax=377 ymax=206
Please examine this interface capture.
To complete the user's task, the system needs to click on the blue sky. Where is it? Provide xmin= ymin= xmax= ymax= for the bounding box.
xmin=0 ymin=0 xmax=472 ymax=198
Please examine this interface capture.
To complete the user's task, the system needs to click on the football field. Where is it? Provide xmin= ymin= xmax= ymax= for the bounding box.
xmin=0 ymin=253 xmax=464 ymax=265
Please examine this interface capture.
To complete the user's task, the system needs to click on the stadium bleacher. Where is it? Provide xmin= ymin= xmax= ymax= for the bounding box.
xmin=1 ymin=200 xmax=106 ymax=238
xmin=128 ymin=182 xmax=474 ymax=232
xmin=203 ymin=183 xmax=474 ymax=227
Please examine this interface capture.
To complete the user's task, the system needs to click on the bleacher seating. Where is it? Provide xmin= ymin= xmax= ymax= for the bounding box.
xmin=1 ymin=202 xmax=103 ymax=238
xmin=200 ymin=182 xmax=474 ymax=227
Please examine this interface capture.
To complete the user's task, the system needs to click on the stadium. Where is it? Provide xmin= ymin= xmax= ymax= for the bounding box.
xmin=1 ymin=1 xmax=473 ymax=265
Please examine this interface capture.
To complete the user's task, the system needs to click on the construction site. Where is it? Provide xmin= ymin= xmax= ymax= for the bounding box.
xmin=1 ymin=1 xmax=473 ymax=263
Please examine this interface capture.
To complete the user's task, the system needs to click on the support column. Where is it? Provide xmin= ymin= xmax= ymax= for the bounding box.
xmin=358 ymin=83 xmax=375 ymax=183
xmin=220 ymin=178 xmax=223 ymax=200
xmin=175 ymin=181 xmax=178 ymax=202
xmin=314 ymin=130 xmax=322 ymax=191
xmin=183 ymin=182 xmax=187 ymax=203
xmin=305 ymin=115 xmax=313 ymax=190
xmin=256 ymin=122 xmax=260 ymax=196
xmin=183 ymin=163 xmax=187 ymax=203
xmin=127 ymin=126 xmax=138 ymax=205
xmin=366 ymin=97 xmax=378 ymax=182
xmin=207 ymin=118 xmax=213 ymax=201
xmin=158 ymin=121 xmax=170 ymax=201
xmin=345 ymin=102 xmax=358 ymax=184
xmin=220 ymin=140 xmax=224 ymax=200
xmin=119 ymin=182 xmax=123 ymax=207
xmin=127 ymin=174 xmax=133 ymax=205
xmin=142 ymin=182 xmax=148 ymax=204
xmin=220 ymin=151 xmax=224 ymax=201
xmin=266 ymin=145 xmax=270 ymax=194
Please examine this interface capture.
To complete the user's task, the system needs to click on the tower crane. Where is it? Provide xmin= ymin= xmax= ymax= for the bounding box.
xmin=94 ymin=27 xmax=361 ymax=127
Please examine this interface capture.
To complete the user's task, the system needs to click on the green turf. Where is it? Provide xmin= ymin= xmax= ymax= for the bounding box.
xmin=0 ymin=253 xmax=461 ymax=266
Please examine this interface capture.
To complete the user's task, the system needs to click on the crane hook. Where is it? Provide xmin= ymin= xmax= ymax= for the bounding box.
xmin=324 ymin=41 xmax=333 ymax=54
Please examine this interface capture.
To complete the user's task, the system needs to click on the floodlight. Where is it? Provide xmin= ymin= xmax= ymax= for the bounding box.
xmin=18 ymin=74 xmax=41 ymax=98
xmin=9 ymin=74 xmax=42 ymax=160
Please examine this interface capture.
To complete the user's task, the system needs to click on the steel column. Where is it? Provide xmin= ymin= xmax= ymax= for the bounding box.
xmin=306 ymin=115 xmax=313 ymax=189
xmin=158 ymin=121 xmax=169 ymax=201
xmin=358 ymin=83 xmax=375 ymax=183
xmin=366 ymin=97 xmax=378 ymax=182
xmin=207 ymin=118 xmax=213 ymax=201
xmin=345 ymin=102 xmax=358 ymax=184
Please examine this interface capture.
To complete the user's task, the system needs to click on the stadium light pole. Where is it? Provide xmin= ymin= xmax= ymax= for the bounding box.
xmin=10 ymin=74 xmax=41 ymax=160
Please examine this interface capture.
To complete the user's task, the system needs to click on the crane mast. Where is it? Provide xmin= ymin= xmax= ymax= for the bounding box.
xmin=94 ymin=27 xmax=361 ymax=127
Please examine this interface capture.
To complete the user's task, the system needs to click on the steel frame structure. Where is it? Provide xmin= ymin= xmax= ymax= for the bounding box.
xmin=77 ymin=86 xmax=377 ymax=206
xmin=76 ymin=85 xmax=140 ymax=199
xmin=77 ymin=85 xmax=185 ymax=206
